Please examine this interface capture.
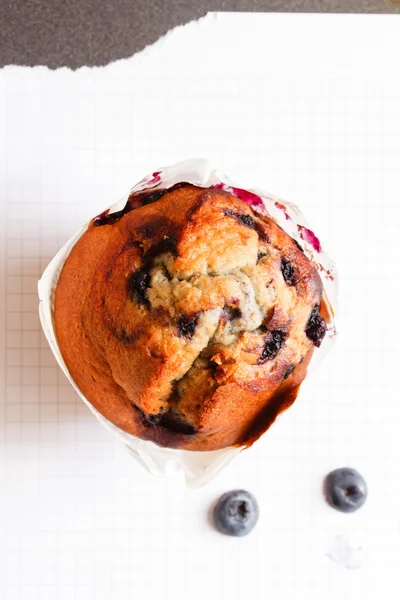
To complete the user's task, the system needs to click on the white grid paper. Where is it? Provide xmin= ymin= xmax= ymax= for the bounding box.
xmin=1 ymin=12 xmax=400 ymax=600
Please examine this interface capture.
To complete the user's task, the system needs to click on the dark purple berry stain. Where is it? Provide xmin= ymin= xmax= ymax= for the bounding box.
xmin=237 ymin=213 xmax=256 ymax=229
xmin=178 ymin=314 xmax=199 ymax=339
xmin=139 ymin=404 xmax=165 ymax=426
xmin=281 ymin=259 xmax=296 ymax=286
xmin=149 ymin=235 xmax=178 ymax=258
xmin=223 ymin=209 xmax=256 ymax=230
xmin=136 ymin=225 xmax=155 ymax=240
xmin=139 ymin=182 xmax=190 ymax=207
xmin=93 ymin=194 xmax=160 ymax=227
xmin=224 ymin=305 xmax=242 ymax=321
xmin=128 ymin=269 xmax=151 ymax=306
xmin=160 ymin=413 xmax=196 ymax=435
xmin=140 ymin=189 xmax=167 ymax=206
xmin=114 ymin=327 xmax=137 ymax=344
xmin=144 ymin=412 xmax=163 ymax=425
xmin=93 ymin=205 xmax=132 ymax=227
xmin=305 ymin=305 xmax=327 ymax=347
xmin=283 ymin=364 xmax=295 ymax=380
xmin=259 ymin=329 xmax=288 ymax=363
xmin=254 ymin=222 xmax=270 ymax=243
xmin=93 ymin=183 xmax=190 ymax=227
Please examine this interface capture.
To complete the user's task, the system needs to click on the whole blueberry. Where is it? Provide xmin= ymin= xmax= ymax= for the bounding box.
xmin=213 ymin=490 xmax=259 ymax=536
xmin=324 ymin=468 xmax=367 ymax=513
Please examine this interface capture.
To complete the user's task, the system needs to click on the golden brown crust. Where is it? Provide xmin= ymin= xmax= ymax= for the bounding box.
xmin=54 ymin=184 xmax=325 ymax=451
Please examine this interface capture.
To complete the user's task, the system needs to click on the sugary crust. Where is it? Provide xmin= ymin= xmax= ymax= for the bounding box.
xmin=54 ymin=184 xmax=324 ymax=451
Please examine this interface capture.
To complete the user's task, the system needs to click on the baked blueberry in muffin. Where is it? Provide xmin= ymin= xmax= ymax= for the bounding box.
xmin=54 ymin=183 xmax=326 ymax=451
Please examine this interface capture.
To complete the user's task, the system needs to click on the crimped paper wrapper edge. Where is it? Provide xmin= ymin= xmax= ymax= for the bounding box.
xmin=38 ymin=159 xmax=337 ymax=488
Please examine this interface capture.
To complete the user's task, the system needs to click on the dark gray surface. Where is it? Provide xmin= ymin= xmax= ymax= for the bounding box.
xmin=1 ymin=0 xmax=399 ymax=69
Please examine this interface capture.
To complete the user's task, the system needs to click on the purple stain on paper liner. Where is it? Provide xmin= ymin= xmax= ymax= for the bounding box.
xmin=149 ymin=171 xmax=162 ymax=185
xmin=274 ymin=201 xmax=291 ymax=221
xmin=298 ymin=225 xmax=322 ymax=253
xmin=230 ymin=186 xmax=264 ymax=208
xmin=328 ymin=324 xmax=338 ymax=340
xmin=137 ymin=170 xmax=163 ymax=188
xmin=212 ymin=183 xmax=264 ymax=209
xmin=317 ymin=263 xmax=335 ymax=282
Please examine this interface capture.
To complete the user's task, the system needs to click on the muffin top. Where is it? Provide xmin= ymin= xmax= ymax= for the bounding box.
xmin=54 ymin=183 xmax=326 ymax=451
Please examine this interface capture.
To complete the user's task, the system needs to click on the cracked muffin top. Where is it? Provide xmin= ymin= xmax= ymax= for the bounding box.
xmin=54 ymin=183 xmax=326 ymax=451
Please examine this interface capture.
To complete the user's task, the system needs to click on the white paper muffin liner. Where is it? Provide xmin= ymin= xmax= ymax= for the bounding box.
xmin=38 ymin=159 xmax=337 ymax=487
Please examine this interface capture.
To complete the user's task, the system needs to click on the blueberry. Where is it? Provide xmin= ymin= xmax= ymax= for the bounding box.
xmin=259 ymin=329 xmax=288 ymax=363
xmin=223 ymin=209 xmax=256 ymax=230
xmin=281 ymin=259 xmax=295 ymax=286
xmin=324 ymin=468 xmax=367 ymax=513
xmin=128 ymin=268 xmax=151 ymax=306
xmin=213 ymin=490 xmax=259 ymax=536
xmin=305 ymin=305 xmax=327 ymax=347
xmin=177 ymin=314 xmax=199 ymax=338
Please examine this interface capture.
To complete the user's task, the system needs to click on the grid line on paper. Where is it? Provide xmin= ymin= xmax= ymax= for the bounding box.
xmin=2 ymin=167 xmax=85 ymax=451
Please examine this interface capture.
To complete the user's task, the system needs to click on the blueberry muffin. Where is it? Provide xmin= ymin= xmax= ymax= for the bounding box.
xmin=54 ymin=183 xmax=327 ymax=451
